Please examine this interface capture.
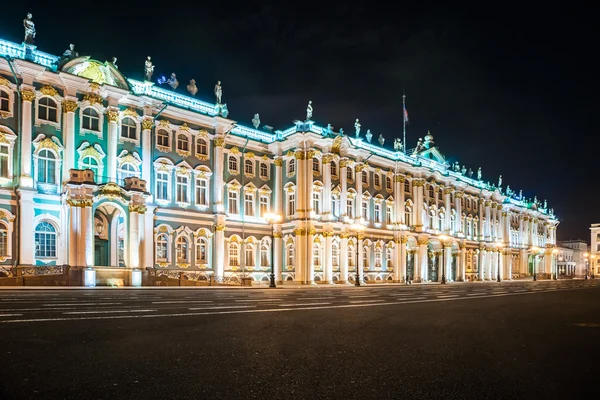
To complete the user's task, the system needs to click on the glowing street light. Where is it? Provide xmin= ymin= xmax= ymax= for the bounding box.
xmin=495 ymin=242 xmax=504 ymax=282
xmin=265 ymin=213 xmax=282 ymax=288
xmin=350 ymin=222 xmax=365 ymax=286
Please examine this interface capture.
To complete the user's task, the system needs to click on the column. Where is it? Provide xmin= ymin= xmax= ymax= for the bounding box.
xmin=484 ymin=200 xmax=491 ymax=241
xmin=418 ymin=237 xmax=428 ymax=282
xmin=322 ymin=155 xmax=332 ymax=219
xmin=340 ymin=233 xmax=349 ymax=283
xmin=274 ymin=231 xmax=283 ymax=283
xmin=414 ymin=180 xmax=424 ymax=230
xmin=455 ymin=192 xmax=463 ymax=234
xmin=400 ymin=237 xmax=407 ymax=282
xmin=544 ymin=248 xmax=553 ymax=277
xmin=444 ymin=188 xmax=452 ymax=233
xmin=80 ymin=200 xmax=94 ymax=267
xmin=213 ymin=137 xmax=225 ymax=212
xmin=106 ymin=108 xmax=119 ymax=182
xmin=392 ymin=238 xmax=400 ymax=281
xmin=459 ymin=243 xmax=467 ymax=281
xmin=490 ymin=203 xmax=497 ymax=241
xmin=20 ymin=89 xmax=36 ymax=188
xmin=519 ymin=216 xmax=525 ymax=247
xmin=324 ymin=231 xmax=333 ymax=283
xmin=520 ymin=249 xmax=527 ymax=276
xmin=213 ymin=220 xmax=226 ymax=279
xmin=395 ymin=175 xmax=405 ymax=224
xmin=479 ymin=200 xmax=485 ymax=240
xmin=128 ymin=206 xmax=141 ymax=269
xmin=355 ymin=164 xmax=363 ymax=220
xmin=68 ymin=203 xmax=80 ymax=266
xmin=307 ymin=229 xmax=315 ymax=284
xmin=62 ymin=99 xmax=78 ymax=183
xmin=444 ymin=243 xmax=452 ymax=281
xmin=478 ymin=247 xmax=485 ymax=280
xmin=340 ymin=159 xmax=348 ymax=219
xmin=357 ymin=234 xmax=365 ymax=282
xmin=141 ymin=205 xmax=155 ymax=269
xmin=294 ymin=228 xmax=305 ymax=284
xmin=274 ymin=158 xmax=283 ymax=215
xmin=141 ymin=119 xmax=153 ymax=184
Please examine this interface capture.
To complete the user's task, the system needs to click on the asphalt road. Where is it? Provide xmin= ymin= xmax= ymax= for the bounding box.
xmin=1 ymin=280 xmax=599 ymax=400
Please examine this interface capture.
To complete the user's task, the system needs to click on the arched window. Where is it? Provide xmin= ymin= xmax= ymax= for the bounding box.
xmin=37 ymin=149 xmax=57 ymax=184
xmin=386 ymin=247 xmax=393 ymax=269
xmin=177 ymin=133 xmax=189 ymax=153
xmin=260 ymin=243 xmax=269 ymax=267
xmin=312 ymin=158 xmax=320 ymax=173
xmin=245 ymin=245 xmax=255 ymax=267
xmin=346 ymin=197 xmax=355 ymax=218
xmin=404 ymin=180 xmax=410 ymax=192
xmin=374 ymin=248 xmax=383 ymax=268
xmin=228 ymin=156 xmax=238 ymax=173
xmin=0 ymin=222 xmax=8 ymax=257
xmin=81 ymin=156 xmax=99 ymax=178
xmin=259 ymin=162 xmax=268 ymax=179
xmin=286 ymin=187 xmax=296 ymax=216
xmin=118 ymin=163 xmax=137 ymax=185
xmin=450 ymin=213 xmax=456 ymax=233
xmin=374 ymin=174 xmax=380 ymax=187
xmin=0 ymin=90 xmax=9 ymax=112
xmin=176 ymin=237 xmax=189 ymax=263
xmin=196 ymin=138 xmax=208 ymax=156
xmin=348 ymin=246 xmax=355 ymax=267
xmin=288 ymin=159 xmax=295 ymax=175
xmin=347 ymin=167 xmax=353 ymax=181
xmin=332 ymin=243 xmax=340 ymax=268
xmin=386 ymin=176 xmax=392 ymax=191
xmin=362 ymin=171 xmax=368 ymax=185
xmin=0 ymin=143 xmax=10 ymax=178
xmin=196 ymin=237 xmax=208 ymax=264
xmin=438 ymin=212 xmax=445 ymax=231
xmin=330 ymin=161 xmax=337 ymax=177
xmin=34 ymin=221 xmax=57 ymax=258
xmin=38 ymin=97 xmax=57 ymax=122
xmin=229 ymin=242 xmax=240 ymax=267
xmin=156 ymin=233 xmax=169 ymax=261
xmin=244 ymin=159 xmax=254 ymax=175
xmin=121 ymin=117 xmax=137 ymax=140
xmin=82 ymin=108 xmax=100 ymax=131
xmin=332 ymin=194 xmax=340 ymax=217
xmin=405 ymin=206 xmax=413 ymax=226
xmin=363 ymin=245 xmax=369 ymax=268
xmin=157 ymin=129 xmax=170 ymax=147
xmin=312 ymin=244 xmax=321 ymax=267
xmin=287 ymin=244 xmax=295 ymax=268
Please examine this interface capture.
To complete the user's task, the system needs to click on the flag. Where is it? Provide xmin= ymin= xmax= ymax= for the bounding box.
xmin=403 ymin=106 xmax=409 ymax=123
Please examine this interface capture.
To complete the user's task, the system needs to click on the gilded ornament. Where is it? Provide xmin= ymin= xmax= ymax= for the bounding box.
xmin=107 ymin=109 xmax=119 ymax=122
xmin=196 ymin=154 xmax=209 ymax=161
xmin=293 ymin=228 xmax=306 ymax=236
xmin=340 ymin=159 xmax=351 ymax=168
xmin=123 ymin=108 xmax=138 ymax=118
xmin=294 ymin=150 xmax=305 ymax=160
xmin=129 ymin=204 xmax=147 ymax=214
xmin=157 ymin=145 xmax=170 ymax=153
xmin=417 ymin=238 xmax=428 ymax=245
xmin=39 ymin=85 xmax=58 ymax=97
xmin=83 ymin=93 xmax=103 ymax=105
xmin=274 ymin=158 xmax=283 ymax=166
xmin=455 ymin=191 xmax=464 ymax=198
xmin=395 ymin=175 xmax=405 ymax=183
xmin=37 ymin=137 xmax=59 ymax=152
xmin=141 ymin=119 xmax=153 ymax=130
xmin=62 ymin=100 xmax=78 ymax=113
xmin=340 ymin=232 xmax=350 ymax=239
xmin=273 ymin=232 xmax=283 ymax=238
xmin=0 ymin=77 xmax=11 ymax=87
xmin=443 ymin=187 xmax=453 ymax=195
xmin=158 ymin=119 xmax=170 ymax=127
xmin=21 ymin=89 xmax=36 ymax=102
xmin=214 ymin=224 xmax=226 ymax=232
xmin=401 ymin=236 xmax=409 ymax=244
xmin=0 ymin=112 xmax=10 ymax=119
xmin=245 ymin=152 xmax=255 ymax=159
xmin=214 ymin=138 xmax=225 ymax=147
xmin=157 ymin=262 xmax=169 ymax=268
xmin=230 ymin=146 xmax=240 ymax=155
xmin=176 ymin=150 xmax=191 ymax=158
xmin=158 ymin=226 xmax=169 ymax=233
xmin=179 ymin=123 xmax=190 ymax=131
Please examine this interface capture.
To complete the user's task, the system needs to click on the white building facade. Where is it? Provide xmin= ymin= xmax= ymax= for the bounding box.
xmin=0 ymin=32 xmax=560 ymax=285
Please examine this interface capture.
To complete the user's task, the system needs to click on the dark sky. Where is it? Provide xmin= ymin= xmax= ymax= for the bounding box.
xmin=1 ymin=2 xmax=598 ymax=241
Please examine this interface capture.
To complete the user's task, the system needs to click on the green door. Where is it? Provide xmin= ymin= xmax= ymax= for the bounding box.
xmin=94 ymin=238 xmax=109 ymax=266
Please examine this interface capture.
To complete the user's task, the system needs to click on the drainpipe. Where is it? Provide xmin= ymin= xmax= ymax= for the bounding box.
xmin=4 ymin=56 xmax=22 ymax=268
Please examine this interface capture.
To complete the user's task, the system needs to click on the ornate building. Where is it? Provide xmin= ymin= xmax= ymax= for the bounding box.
xmin=0 ymin=24 xmax=559 ymax=285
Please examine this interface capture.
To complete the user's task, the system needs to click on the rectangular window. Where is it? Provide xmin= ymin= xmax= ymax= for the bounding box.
xmin=332 ymin=197 xmax=340 ymax=217
xmin=362 ymin=201 xmax=368 ymax=220
xmin=312 ymin=247 xmax=321 ymax=266
xmin=347 ymin=167 xmax=353 ymax=181
xmin=260 ymin=195 xmax=269 ymax=217
xmin=288 ymin=159 xmax=295 ymax=175
xmin=374 ymin=203 xmax=381 ymax=222
xmin=362 ymin=171 xmax=368 ymax=185
xmin=157 ymin=172 xmax=169 ymax=201
xmin=245 ymin=194 xmax=254 ymax=217
xmin=228 ymin=191 xmax=238 ymax=214
xmin=374 ymin=174 xmax=380 ymax=187
xmin=312 ymin=192 xmax=320 ymax=214
xmin=347 ymin=199 xmax=354 ymax=218
xmin=0 ymin=144 xmax=9 ymax=178
xmin=245 ymin=247 xmax=254 ymax=267
xmin=196 ymin=178 xmax=207 ymax=206
xmin=386 ymin=206 xmax=393 ymax=225
xmin=288 ymin=192 xmax=295 ymax=216
xmin=176 ymin=175 xmax=188 ymax=203
xmin=260 ymin=163 xmax=268 ymax=179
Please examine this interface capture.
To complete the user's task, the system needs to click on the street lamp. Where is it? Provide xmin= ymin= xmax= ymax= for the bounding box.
xmin=350 ymin=222 xmax=365 ymax=286
xmin=552 ymin=248 xmax=558 ymax=280
xmin=531 ymin=246 xmax=539 ymax=281
xmin=265 ymin=212 xmax=281 ymax=288
xmin=495 ymin=242 xmax=503 ymax=282
xmin=439 ymin=235 xmax=448 ymax=284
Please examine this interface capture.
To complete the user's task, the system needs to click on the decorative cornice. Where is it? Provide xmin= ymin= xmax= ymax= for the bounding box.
xmin=214 ymin=224 xmax=226 ymax=232
xmin=294 ymin=150 xmax=305 ymax=160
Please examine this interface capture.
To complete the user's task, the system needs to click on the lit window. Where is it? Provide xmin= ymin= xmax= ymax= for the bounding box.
xmin=386 ymin=177 xmax=392 ymax=190
xmin=156 ymin=233 xmax=169 ymax=261
xmin=245 ymin=193 xmax=255 ymax=217
xmin=82 ymin=108 xmax=100 ymax=131
xmin=176 ymin=175 xmax=189 ymax=203
xmin=288 ymin=159 xmax=295 ymax=175
xmin=260 ymin=195 xmax=269 ymax=216
xmin=374 ymin=174 xmax=380 ymax=187
xmin=332 ymin=244 xmax=339 ymax=267
xmin=38 ymin=97 xmax=57 ymax=122
xmin=81 ymin=156 xmax=99 ymax=179
xmin=260 ymin=163 xmax=268 ymax=179
xmin=261 ymin=244 xmax=269 ymax=267
xmin=362 ymin=171 xmax=368 ymax=185
xmin=34 ymin=221 xmax=56 ymax=258
xmin=404 ymin=180 xmax=410 ymax=192
xmin=121 ymin=117 xmax=137 ymax=140
xmin=386 ymin=205 xmax=393 ymax=225
xmin=347 ymin=167 xmax=353 ymax=181
xmin=245 ymin=159 xmax=254 ymax=175
xmin=196 ymin=238 xmax=208 ymax=264
xmin=196 ymin=178 xmax=208 ymax=206
xmin=228 ymin=190 xmax=239 ymax=214
xmin=177 ymin=134 xmax=189 ymax=153
xmin=313 ymin=158 xmax=320 ymax=173
xmin=37 ymin=149 xmax=57 ymax=184
xmin=228 ymin=156 xmax=238 ymax=173
xmin=245 ymin=246 xmax=255 ymax=267
xmin=176 ymin=237 xmax=189 ymax=263
xmin=118 ymin=163 xmax=137 ymax=185
xmin=196 ymin=138 xmax=208 ymax=156
xmin=313 ymin=192 xmax=321 ymax=214
xmin=0 ymin=90 xmax=9 ymax=112
xmin=0 ymin=223 xmax=7 ymax=257
xmin=312 ymin=245 xmax=321 ymax=266
xmin=287 ymin=245 xmax=295 ymax=267
xmin=330 ymin=162 xmax=337 ymax=177
xmin=374 ymin=203 xmax=381 ymax=223
xmin=156 ymin=171 xmax=169 ymax=201
xmin=157 ymin=129 xmax=170 ymax=147
xmin=0 ymin=144 xmax=9 ymax=178
xmin=229 ymin=243 xmax=239 ymax=267
xmin=287 ymin=190 xmax=295 ymax=216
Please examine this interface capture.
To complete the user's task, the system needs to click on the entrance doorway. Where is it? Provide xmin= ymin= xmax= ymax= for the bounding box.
xmin=94 ymin=202 xmax=128 ymax=267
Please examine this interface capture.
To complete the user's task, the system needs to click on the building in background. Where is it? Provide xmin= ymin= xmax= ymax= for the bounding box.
xmin=556 ymin=240 xmax=588 ymax=278
xmin=0 ymin=20 xmax=560 ymax=285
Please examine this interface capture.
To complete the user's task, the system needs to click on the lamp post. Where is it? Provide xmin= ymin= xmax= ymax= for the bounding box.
xmin=439 ymin=235 xmax=448 ymax=284
xmin=265 ymin=213 xmax=281 ymax=288
xmin=531 ymin=247 xmax=539 ymax=281
xmin=351 ymin=222 xmax=365 ymax=286
xmin=552 ymin=248 xmax=558 ymax=280
xmin=495 ymin=242 xmax=503 ymax=282
xmin=591 ymin=255 xmax=596 ymax=279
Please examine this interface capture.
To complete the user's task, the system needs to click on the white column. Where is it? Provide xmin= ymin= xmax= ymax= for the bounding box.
xmin=20 ymin=89 xmax=35 ymax=188
xmin=460 ymin=244 xmax=467 ymax=281
xmin=307 ymin=231 xmax=315 ymax=284
xmin=355 ymin=164 xmax=363 ymax=220
xmin=507 ymin=253 xmax=513 ymax=279
xmin=414 ymin=180 xmax=424 ymax=230
xmin=69 ymin=204 xmax=80 ymax=266
xmin=479 ymin=200 xmax=485 ymax=241
xmin=295 ymin=229 xmax=305 ymax=284
xmin=274 ymin=158 xmax=283 ymax=215
xmin=142 ymin=206 xmax=155 ymax=269
xmin=418 ymin=238 xmax=428 ymax=281
xmin=340 ymin=160 xmax=348 ymax=218
xmin=81 ymin=202 xmax=93 ymax=267
xmin=141 ymin=119 xmax=152 ymax=184
xmin=213 ymin=224 xmax=225 ymax=279
xmin=444 ymin=244 xmax=452 ymax=280
xmin=322 ymin=156 xmax=332 ymax=218
xmin=274 ymin=229 xmax=283 ymax=283
xmin=478 ymin=248 xmax=485 ymax=280
xmin=544 ymin=248 xmax=552 ymax=276
xmin=324 ymin=232 xmax=333 ymax=283
xmin=484 ymin=200 xmax=491 ymax=241
xmin=444 ymin=188 xmax=451 ymax=233
xmin=340 ymin=234 xmax=349 ymax=283
xmin=520 ymin=249 xmax=527 ymax=276
xmin=395 ymin=176 xmax=404 ymax=224
xmin=62 ymin=100 xmax=78 ymax=184
xmin=357 ymin=236 xmax=364 ymax=281
xmin=455 ymin=192 xmax=463 ymax=234
xmin=129 ymin=208 xmax=140 ymax=269
xmin=213 ymin=138 xmax=225 ymax=212
xmin=106 ymin=109 xmax=119 ymax=182
xmin=400 ymin=237 xmax=407 ymax=282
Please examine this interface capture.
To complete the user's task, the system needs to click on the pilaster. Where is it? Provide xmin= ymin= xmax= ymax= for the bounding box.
xmin=20 ymin=88 xmax=35 ymax=188
xmin=141 ymin=118 xmax=153 ymax=184
xmin=106 ymin=108 xmax=119 ymax=182
xmin=62 ymin=99 xmax=78 ymax=184
xmin=213 ymin=137 xmax=225 ymax=212
xmin=213 ymin=215 xmax=226 ymax=279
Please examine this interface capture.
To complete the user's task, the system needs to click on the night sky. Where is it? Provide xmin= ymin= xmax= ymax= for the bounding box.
xmin=1 ymin=3 xmax=598 ymax=241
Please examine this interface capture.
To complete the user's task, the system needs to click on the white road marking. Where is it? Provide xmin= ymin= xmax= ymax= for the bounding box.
xmin=42 ymin=303 xmax=122 ymax=306
xmin=349 ymin=299 xmax=384 ymax=303
xmin=188 ymin=305 xmax=256 ymax=310
xmin=348 ymin=295 xmax=378 ymax=298
xmin=467 ymin=293 xmax=487 ymax=296
xmin=151 ymin=300 xmax=213 ymax=304
xmin=278 ymin=302 xmax=332 ymax=307
xmin=63 ymin=309 xmax=156 ymax=315
xmin=437 ymin=294 xmax=460 ymax=298
xmin=235 ymin=299 xmax=285 ymax=302
xmin=0 ymin=314 xmax=23 ymax=317
xmin=298 ymin=296 xmax=336 ymax=300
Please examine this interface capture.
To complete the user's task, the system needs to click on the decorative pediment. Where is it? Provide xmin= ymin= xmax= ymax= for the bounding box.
xmin=418 ymin=147 xmax=447 ymax=164
xmin=61 ymin=56 xmax=130 ymax=90
xmin=77 ymin=141 xmax=106 ymax=160
xmin=227 ymin=179 xmax=241 ymax=190
xmin=258 ymin=185 xmax=272 ymax=195
xmin=116 ymin=150 xmax=142 ymax=167
xmin=32 ymin=134 xmax=63 ymax=155
xmin=244 ymin=182 xmax=258 ymax=192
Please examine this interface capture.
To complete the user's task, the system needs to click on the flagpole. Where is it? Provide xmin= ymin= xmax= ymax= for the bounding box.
xmin=402 ymin=91 xmax=407 ymax=154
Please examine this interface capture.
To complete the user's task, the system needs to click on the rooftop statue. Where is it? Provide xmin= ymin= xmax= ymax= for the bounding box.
xmin=454 ymin=161 xmax=460 ymax=172
xmin=461 ymin=165 xmax=466 ymax=175
xmin=413 ymin=137 xmax=423 ymax=155
xmin=187 ymin=79 xmax=198 ymax=96
xmin=23 ymin=13 xmax=35 ymax=44
xmin=378 ymin=134 xmax=385 ymax=146
xmin=324 ymin=123 xmax=333 ymax=136
xmin=506 ymin=185 xmax=512 ymax=196
xmin=393 ymin=138 xmax=403 ymax=151
xmin=215 ymin=81 xmax=223 ymax=104
xmin=112 ymin=57 xmax=118 ymax=69
xmin=144 ymin=56 xmax=154 ymax=81
xmin=306 ymin=100 xmax=313 ymax=121
xmin=365 ymin=129 xmax=372 ymax=143
xmin=543 ymin=199 xmax=547 ymax=209
xmin=519 ymin=190 xmax=523 ymax=199
xmin=252 ymin=113 xmax=260 ymax=129
xmin=498 ymin=175 xmax=502 ymax=187
xmin=477 ymin=167 xmax=482 ymax=181
xmin=354 ymin=119 xmax=361 ymax=137
xmin=339 ymin=128 xmax=344 ymax=135
xmin=468 ymin=168 xmax=473 ymax=178
xmin=62 ymin=44 xmax=78 ymax=60
xmin=167 ymin=73 xmax=179 ymax=90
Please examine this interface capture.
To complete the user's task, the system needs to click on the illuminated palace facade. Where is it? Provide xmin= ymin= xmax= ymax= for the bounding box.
xmin=0 ymin=35 xmax=559 ymax=285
